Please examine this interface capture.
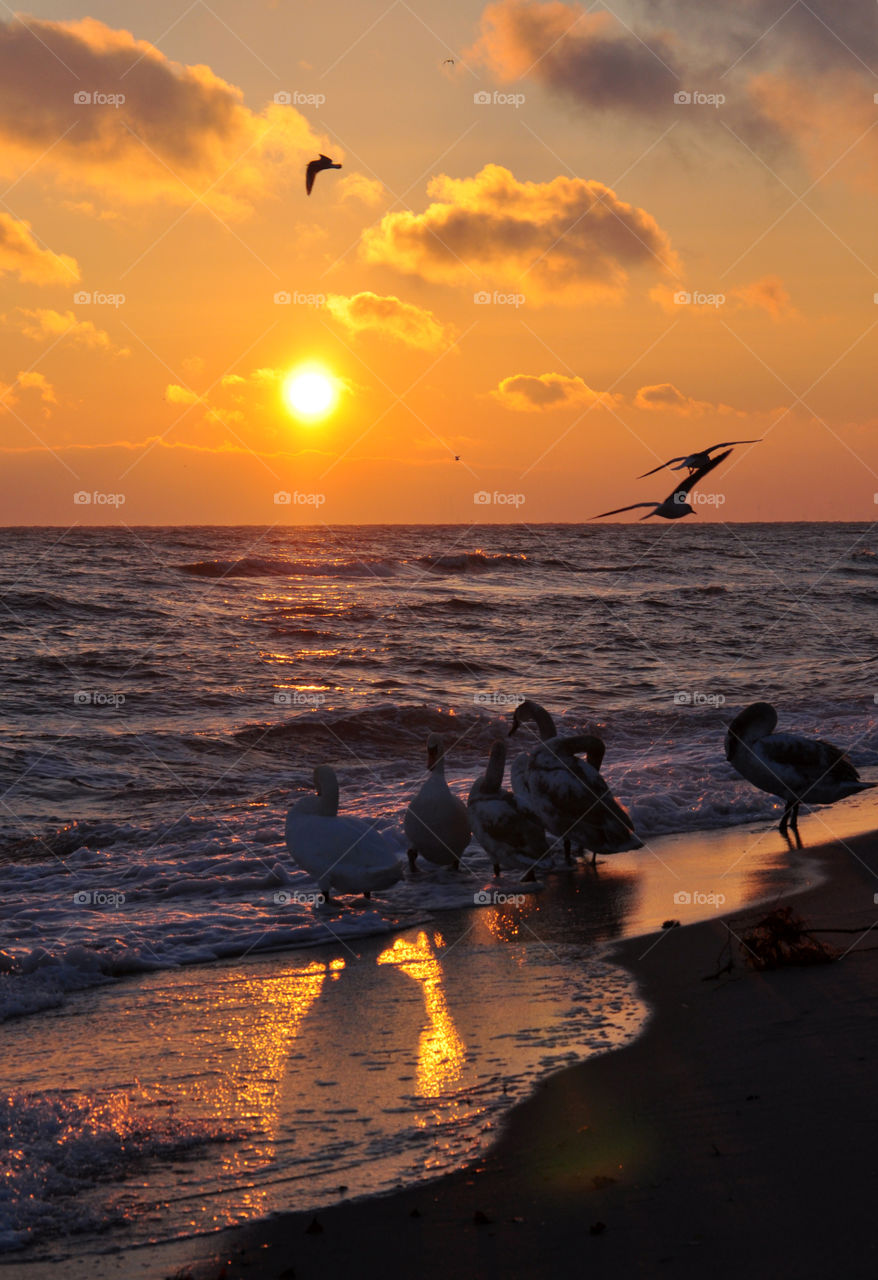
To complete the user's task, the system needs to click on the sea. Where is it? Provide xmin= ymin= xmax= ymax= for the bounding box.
xmin=2 ymin=522 xmax=877 ymax=1271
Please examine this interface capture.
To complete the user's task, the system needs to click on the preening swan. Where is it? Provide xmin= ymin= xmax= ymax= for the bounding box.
xmin=468 ymin=739 xmax=548 ymax=880
xmin=725 ymin=702 xmax=873 ymax=841
xmin=285 ymin=765 xmax=402 ymax=901
xmin=404 ymin=733 xmax=471 ymax=871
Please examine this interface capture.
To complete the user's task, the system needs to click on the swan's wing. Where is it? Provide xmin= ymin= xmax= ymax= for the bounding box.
xmin=590 ymin=502 xmax=658 ymax=520
xmin=471 ymin=794 xmax=547 ymax=857
xmin=759 ymin=733 xmax=860 ymax=788
xmin=638 ymin=456 xmax=684 ymax=478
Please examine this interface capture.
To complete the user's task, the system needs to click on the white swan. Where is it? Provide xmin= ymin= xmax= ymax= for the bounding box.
xmin=508 ymin=699 xmax=556 ymax=826
xmin=725 ymin=702 xmax=874 ymax=841
xmin=404 ymin=733 xmax=471 ymax=871
xmin=468 ymin=739 xmax=548 ymax=881
xmin=285 ymin=766 xmax=402 ymax=900
xmin=510 ymin=701 xmax=642 ymax=863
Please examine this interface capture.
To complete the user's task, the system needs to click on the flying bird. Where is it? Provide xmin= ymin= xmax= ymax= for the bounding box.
xmin=592 ymin=448 xmax=732 ymax=521
xmin=305 ymin=154 xmax=342 ymax=195
xmin=639 ymin=439 xmax=760 ymax=478
xmin=724 ymin=702 xmax=874 ymax=842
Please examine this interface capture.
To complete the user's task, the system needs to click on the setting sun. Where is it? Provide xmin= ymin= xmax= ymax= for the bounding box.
xmin=282 ymin=368 xmax=337 ymax=420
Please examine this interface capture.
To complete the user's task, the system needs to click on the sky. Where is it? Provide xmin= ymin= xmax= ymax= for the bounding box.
xmin=1 ymin=0 xmax=876 ymax=524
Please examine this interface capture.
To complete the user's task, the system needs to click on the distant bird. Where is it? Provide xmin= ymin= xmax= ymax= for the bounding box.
xmin=442 ymin=58 xmax=456 ymax=65
xmin=284 ymin=766 xmax=401 ymax=901
xmin=404 ymin=733 xmax=471 ymax=871
xmin=509 ymin=701 xmax=642 ymax=864
xmin=639 ymin=440 xmax=760 ymax=478
xmin=591 ymin=448 xmax=732 ymax=521
xmin=725 ymin=702 xmax=874 ymax=841
xmin=305 ymin=154 xmax=342 ymax=195
xmin=468 ymin=739 xmax=548 ymax=880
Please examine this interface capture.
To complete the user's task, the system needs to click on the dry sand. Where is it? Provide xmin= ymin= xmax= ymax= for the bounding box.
xmin=177 ymin=828 xmax=878 ymax=1280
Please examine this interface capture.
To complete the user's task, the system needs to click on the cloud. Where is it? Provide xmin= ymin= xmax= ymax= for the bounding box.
xmin=165 ymin=384 xmax=201 ymax=405
xmin=337 ymin=173 xmax=385 ymax=206
xmin=360 ymin=164 xmax=677 ymax=304
xmin=491 ymin=372 xmax=619 ymax=411
xmin=0 ymin=213 xmax=79 ymax=285
xmin=1 ymin=370 xmax=57 ymax=414
xmin=15 ymin=308 xmax=130 ymax=355
xmin=326 ymin=292 xmax=458 ymax=351
xmin=468 ymin=1 xmax=679 ymax=113
xmin=0 ymin=16 xmax=325 ymax=216
xmin=633 ymin=382 xmax=715 ymax=415
xmin=731 ymin=275 xmax=794 ymax=319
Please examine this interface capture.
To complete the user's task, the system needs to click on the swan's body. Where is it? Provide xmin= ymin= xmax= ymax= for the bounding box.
xmin=468 ymin=740 xmax=548 ymax=879
xmin=285 ymin=766 xmax=401 ymax=899
xmin=725 ymin=702 xmax=873 ymax=839
xmin=510 ymin=701 xmax=642 ymax=862
xmin=404 ymin=734 xmax=471 ymax=870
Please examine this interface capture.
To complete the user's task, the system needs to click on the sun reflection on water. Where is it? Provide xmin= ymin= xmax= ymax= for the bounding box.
xmin=377 ymin=931 xmax=465 ymax=1101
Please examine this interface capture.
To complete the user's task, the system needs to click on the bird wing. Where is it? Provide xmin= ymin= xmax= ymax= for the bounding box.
xmin=305 ymin=160 xmax=319 ymax=194
xmin=708 ymin=439 xmax=761 ymax=451
xmin=660 ymin=447 xmax=732 ymax=504
xmin=590 ymin=502 xmax=658 ymax=520
xmin=638 ymin=456 xmax=685 ymax=478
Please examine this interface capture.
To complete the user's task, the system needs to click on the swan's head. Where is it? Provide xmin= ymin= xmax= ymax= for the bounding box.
xmin=312 ymin=764 xmax=337 ymax=795
xmin=509 ymin=699 xmax=555 ymax=740
xmin=727 ymin=701 xmax=778 ymax=746
xmin=426 ymin=733 xmax=445 ymax=770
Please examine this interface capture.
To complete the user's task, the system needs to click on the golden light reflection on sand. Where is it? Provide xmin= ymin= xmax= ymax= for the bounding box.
xmin=377 ymin=932 xmax=465 ymax=1100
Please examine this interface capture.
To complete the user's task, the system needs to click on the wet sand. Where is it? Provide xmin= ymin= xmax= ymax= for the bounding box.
xmin=179 ymin=827 xmax=878 ymax=1280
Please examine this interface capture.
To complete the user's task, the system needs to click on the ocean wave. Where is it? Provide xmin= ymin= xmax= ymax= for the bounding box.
xmin=177 ymin=557 xmax=400 ymax=579
xmin=416 ymin=551 xmax=528 ymax=574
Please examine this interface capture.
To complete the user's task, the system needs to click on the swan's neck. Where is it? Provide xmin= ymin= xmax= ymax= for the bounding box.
xmin=484 ymin=744 xmax=505 ymax=792
xmin=315 ymin=774 xmax=339 ymax=816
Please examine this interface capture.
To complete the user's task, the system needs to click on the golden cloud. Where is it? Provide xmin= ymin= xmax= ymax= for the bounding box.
xmin=337 ymin=173 xmax=385 ymax=206
xmin=326 ymin=291 xmax=458 ymax=351
xmin=492 ymin=372 xmax=620 ymax=411
xmin=1 ymin=370 xmax=57 ymax=415
xmin=0 ymin=213 xmax=79 ymax=285
xmin=360 ymin=164 xmax=677 ymax=304
xmin=0 ymin=16 xmax=325 ymax=216
xmin=731 ymin=275 xmax=794 ymax=320
xmin=16 ymin=308 xmax=130 ymax=355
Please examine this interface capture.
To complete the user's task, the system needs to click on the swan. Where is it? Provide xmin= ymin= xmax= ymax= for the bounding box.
xmin=725 ymin=702 xmax=874 ymax=841
xmin=284 ymin=766 xmax=402 ymax=901
xmin=404 ymin=733 xmax=471 ymax=871
xmin=508 ymin=698 xmax=556 ymax=825
xmin=510 ymin=701 xmax=642 ymax=863
xmin=468 ymin=739 xmax=548 ymax=881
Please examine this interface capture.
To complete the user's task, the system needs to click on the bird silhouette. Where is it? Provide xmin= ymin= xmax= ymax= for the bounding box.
xmin=306 ymin=154 xmax=342 ymax=195
xmin=639 ymin=439 xmax=760 ymax=478
xmin=592 ymin=448 xmax=732 ymax=521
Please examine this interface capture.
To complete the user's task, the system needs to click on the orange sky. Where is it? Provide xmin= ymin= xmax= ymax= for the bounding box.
xmin=1 ymin=1 xmax=876 ymax=523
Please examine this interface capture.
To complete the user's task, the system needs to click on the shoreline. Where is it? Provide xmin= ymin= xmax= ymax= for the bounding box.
xmin=167 ymin=825 xmax=878 ymax=1280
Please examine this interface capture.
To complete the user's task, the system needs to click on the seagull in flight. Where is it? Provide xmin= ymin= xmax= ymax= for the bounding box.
xmin=306 ymin=154 xmax=342 ymax=195
xmin=639 ymin=439 xmax=760 ymax=478
xmin=592 ymin=448 xmax=732 ymax=521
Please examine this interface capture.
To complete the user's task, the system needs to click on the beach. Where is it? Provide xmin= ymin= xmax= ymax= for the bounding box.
xmin=162 ymin=826 xmax=878 ymax=1280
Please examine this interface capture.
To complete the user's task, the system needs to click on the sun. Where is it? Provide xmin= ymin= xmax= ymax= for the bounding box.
xmin=282 ymin=367 xmax=338 ymax=420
